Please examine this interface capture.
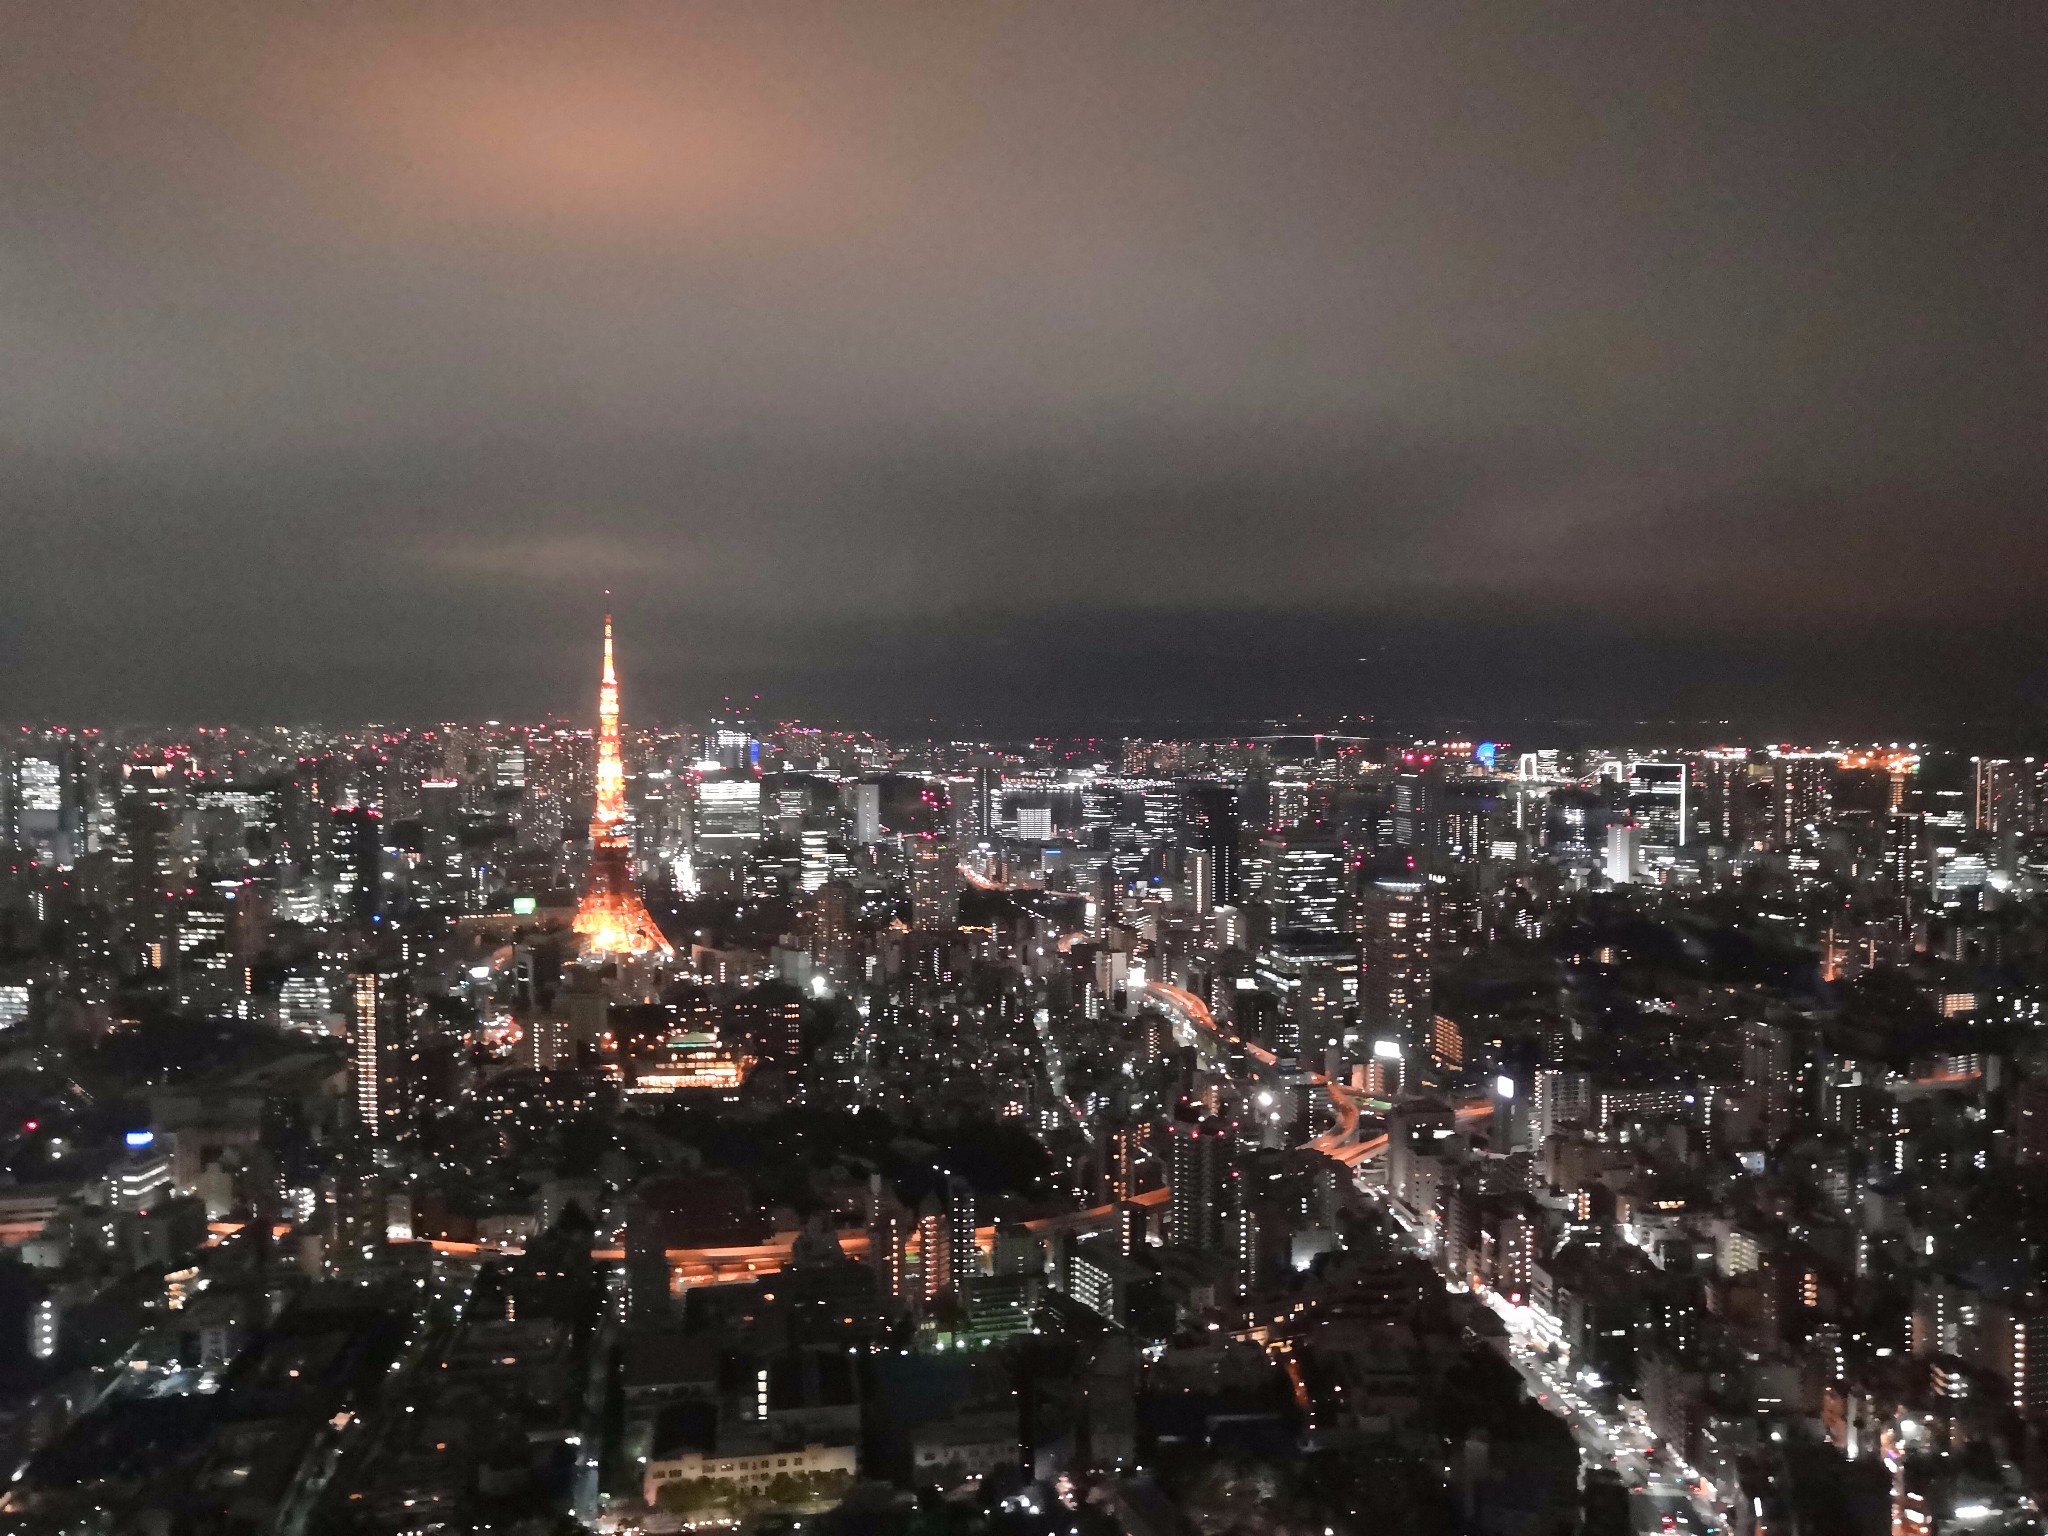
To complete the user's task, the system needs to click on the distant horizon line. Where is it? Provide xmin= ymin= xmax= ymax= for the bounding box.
xmin=1 ymin=711 xmax=2035 ymax=757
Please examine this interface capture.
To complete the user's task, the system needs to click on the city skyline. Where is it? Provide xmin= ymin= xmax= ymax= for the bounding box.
xmin=6 ymin=700 xmax=2046 ymax=1534
xmin=3 ymin=10 xmax=2047 ymax=1534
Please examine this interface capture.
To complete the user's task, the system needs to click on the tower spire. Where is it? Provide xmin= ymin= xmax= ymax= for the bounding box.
xmin=574 ymin=605 xmax=672 ymax=960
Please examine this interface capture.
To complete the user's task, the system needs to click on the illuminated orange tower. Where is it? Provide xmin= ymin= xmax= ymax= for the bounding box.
xmin=573 ymin=610 xmax=673 ymax=959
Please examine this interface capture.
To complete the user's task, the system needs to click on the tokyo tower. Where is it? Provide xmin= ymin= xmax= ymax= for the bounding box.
xmin=573 ymin=611 xmax=673 ymax=960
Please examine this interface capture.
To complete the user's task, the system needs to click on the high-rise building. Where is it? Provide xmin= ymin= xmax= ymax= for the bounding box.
xmin=1431 ymin=1013 xmax=1463 ymax=1073
xmin=2000 ymin=1306 xmax=2048 ymax=1420
xmin=1185 ymin=848 xmax=1215 ymax=913
xmin=697 ymin=775 xmax=763 ymax=861
xmin=1606 ymin=822 xmax=1640 ymax=884
xmin=351 ymin=964 xmax=409 ymax=1142
xmin=1532 ymin=1069 xmax=1592 ymax=1143
xmin=1771 ymin=753 xmax=1833 ymax=846
xmin=866 ymin=1176 xmax=911 ymax=1302
xmin=527 ymin=1010 xmax=573 ymax=1072
xmin=914 ymin=1182 xmax=976 ymax=1303
xmin=573 ymin=613 xmax=672 ymax=959
xmin=798 ymin=829 xmax=836 ymax=893
xmin=1105 ymin=1117 xmax=1146 ymax=1202
xmin=1741 ymin=1019 xmax=1796 ymax=1120
xmin=1115 ymin=1201 xmax=1146 ymax=1260
xmin=943 ymin=1175 xmax=977 ymax=1300
xmin=973 ymin=765 xmax=1000 ymax=842
xmin=416 ymin=778 xmax=464 ymax=885
xmin=1392 ymin=754 xmax=1444 ymax=865
xmin=1269 ymin=837 xmax=1345 ymax=936
xmin=114 ymin=757 xmax=181 ymax=935
xmin=1690 ymin=751 xmax=1757 ymax=847
xmin=329 ymin=806 xmax=384 ymax=929
xmin=707 ymin=718 xmax=754 ymax=774
xmin=494 ymin=738 xmax=528 ymax=791
xmin=326 ymin=1167 xmax=389 ymax=1258
xmin=1627 ymin=761 xmax=1688 ymax=847
xmin=1141 ymin=784 xmax=1179 ymax=847
xmin=1267 ymin=774 xmax=1310 ymax=832
xmin=909 ymin=833 xmax=960 ymax=929
xmin=849 ymin=781 xmax=884 ymax=844
xmin=4 ymin=742 xmax=82 ymax=868
xmin=811 ymin=879 xmax=855 ymax=975
xmin=1387 ymin=1099 xmax=1454 ymax=1221
xmin=1493 ymin=1202 xmax=1540 ymax=1305
xmin=1883 ymin=810 xmax=1926 ymax=893
xmin=1167 ymin=1117 xmax=1234 ymax=1251
xmin=1181 ymin=782 xmax=1241 ymax=909
xmin=1975 ymin=758 xmax=2029 ymax=836
xmin=1254 ymin=936 xmax=1358 ymax=1065
xmin=1357 ymin=875 xmax=1432 ymax=1056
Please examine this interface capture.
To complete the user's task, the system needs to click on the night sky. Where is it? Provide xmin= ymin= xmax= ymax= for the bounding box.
xmin=3 ymin=4 xmax=2044 ymax=737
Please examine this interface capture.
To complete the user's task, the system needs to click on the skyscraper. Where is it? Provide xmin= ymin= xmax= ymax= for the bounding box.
xmin=707 ymin=716 xmax=754 ymax=773
xmin=1392 ymin=754 xmax=1444 ymax=866
xmin=1167 ymin=1117 xmax=1234 ymax=1251
xmin=329 ymin=805 xmax=384 ymax=929
xmin=1254 ymin=937 xmax=1359 ymax=1066
xmin=867 ymin=1180 xmax=911 ymax=1302
xmin=1181 ymin=781 xmax=1241 ymax=908
xmin=1626 ymin=761 xmax=1688 ymax=848
xmin=351 ymin=963 xmax=411 ymax=1143
xmin=914 ymin=1182 xmax=977 ymax=1303
xmin=1771 ymin=752 xmax=1833 ymax=847
xmin=973 ymin=765 xmax=1000 ymax=841
xmin=696 ymin=774 xmax=764 ymax=861
xmin=1975 ymin=758 xmax=2029 ymax=836
xmin=3 ymin=741 xmax=82 ymax=868
xmin=943 ymin=1174 xmax=977 ymax=1301
xmin=1357 ymin=875 xmax=1432 ymax=1056
xmin=909 ymin=832 xmax=960 ymax=929
xmin=1690 ymin=751 xmax=1753 ymax=847
xmin=849 ymin=781 xmax=883 ymax=844
xmin=1269 ymin=837 xmax=1345 ymax=936
xmin=1606 ymin=822 xmax=1640 ymax=884
xmin=573 ymin=613 xmax=673 ymax=960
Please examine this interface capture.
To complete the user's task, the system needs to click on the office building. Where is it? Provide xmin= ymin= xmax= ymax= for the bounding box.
xmin=1269 ymin=837 xmax=1345 ymax=937
xmin=1626 ymin=761 xmax=1688 ymax=847
xmin=1357 ymin=875 xmax=1432 ymax=1055
xmin=1181 ymin=781 xmax=1242 ymax=908
xmin=1606 ymin=822 xmax=1639 ymax=884
xmin=1392 ymin=754 xmax=1443 ymax=865
xmin=697 ymin=775 xmax=763 ymax=859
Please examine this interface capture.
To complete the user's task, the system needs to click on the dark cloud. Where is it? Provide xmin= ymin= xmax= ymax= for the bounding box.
xmin=2 ymin=2 xmax=2043 ymax=734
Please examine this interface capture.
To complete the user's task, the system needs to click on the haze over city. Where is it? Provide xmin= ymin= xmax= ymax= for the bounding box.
xmin=3 ymin=3 xmax=2045 ymax=731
